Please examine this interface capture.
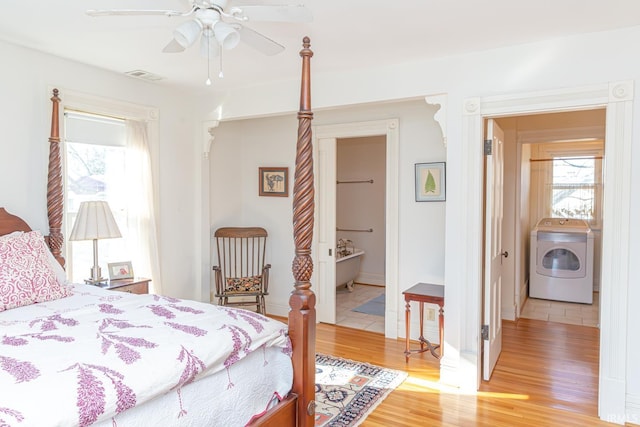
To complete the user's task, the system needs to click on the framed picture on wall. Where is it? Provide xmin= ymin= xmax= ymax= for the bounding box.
xmin=259 ymin=167 xmax=288 ymax=197
xmin=415 ymin=162 xmax=446 ymax=202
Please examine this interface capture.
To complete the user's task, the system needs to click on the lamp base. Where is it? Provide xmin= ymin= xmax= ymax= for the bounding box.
xmin=85 ymin=265 xmax=107 ymax=285
xmin=85 ymin=278 xmax=109 ymax=286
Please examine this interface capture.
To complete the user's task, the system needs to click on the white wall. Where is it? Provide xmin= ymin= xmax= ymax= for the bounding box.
xmin=205 ymin=25 xmax=640 ymax=418
xmin=337 ymin=136 xmax=385 ymax=285
xmin=519 ymin=143 xmax=532 ymax=310
xmin=0 ymin=40 xmax=203 ymax=301
xmin=209 ymin=100 xmax=446 ymax=318
xmin=209 ymin=115 xmax=298 ymax=307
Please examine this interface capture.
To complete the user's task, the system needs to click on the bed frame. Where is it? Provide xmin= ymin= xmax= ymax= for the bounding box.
xmin=0 ymin=37 xmax=316 ymax=427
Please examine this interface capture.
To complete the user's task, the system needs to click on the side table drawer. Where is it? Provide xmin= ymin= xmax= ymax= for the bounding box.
xmin=112 ymin=282 xmax=148 ymax=295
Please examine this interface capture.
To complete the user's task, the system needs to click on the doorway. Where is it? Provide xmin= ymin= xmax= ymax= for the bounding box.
xmin=314 ymin=119 xmax=400 ymax=338
xmin=334 ymin=136 xmax=386 ymax=333
xmin=482 ymin=110 xmax=605 ymax=386
xmin=494 ymin=110 xmax=605 ymax=327
xmin=460 ymin=81 xmax=633 ymax=420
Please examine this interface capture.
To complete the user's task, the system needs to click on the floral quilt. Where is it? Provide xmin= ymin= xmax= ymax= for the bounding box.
xmin=0 ymin=284 xmax=291 ymax=427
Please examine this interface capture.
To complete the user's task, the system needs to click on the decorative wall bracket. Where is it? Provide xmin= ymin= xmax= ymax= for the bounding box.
xmin=204 ymin=120 xmax=219 ymax=159
xmin=425 ymin=94 xmax=448 ymax=147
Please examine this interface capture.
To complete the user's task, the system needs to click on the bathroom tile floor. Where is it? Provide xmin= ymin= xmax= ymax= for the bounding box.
xmin=520 ymin=292 xmax=599 ymax=327
xmin=336 ymin=283 xmax=385 ymax=333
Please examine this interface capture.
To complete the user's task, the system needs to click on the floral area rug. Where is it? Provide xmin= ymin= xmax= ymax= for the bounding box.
xmin=315 ymin=353 xmax=408 ymax=426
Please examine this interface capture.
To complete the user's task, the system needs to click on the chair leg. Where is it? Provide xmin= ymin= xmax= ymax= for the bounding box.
xmin=260 ymin=295 xmax=266 ymax=315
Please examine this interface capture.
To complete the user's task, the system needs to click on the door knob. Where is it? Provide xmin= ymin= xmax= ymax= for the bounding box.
xmin=501 ymin=251 xmax=509 ymax=258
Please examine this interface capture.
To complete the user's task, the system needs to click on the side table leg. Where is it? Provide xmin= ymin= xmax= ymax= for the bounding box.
xmin=439 ymin=305 xmax=444 ymax=358
xmin=404 ymin=299 xmax=411 ymax=362
xmin=419 ymin=302 xmax=425 ymax=351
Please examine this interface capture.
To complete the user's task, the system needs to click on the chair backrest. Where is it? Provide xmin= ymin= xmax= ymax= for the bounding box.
xmin=214 ymin=227 xmax=268 ymax=287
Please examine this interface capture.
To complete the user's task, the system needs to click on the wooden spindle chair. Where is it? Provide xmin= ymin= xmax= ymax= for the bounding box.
xmin=212 ymin=227 xmax=270 ymax=314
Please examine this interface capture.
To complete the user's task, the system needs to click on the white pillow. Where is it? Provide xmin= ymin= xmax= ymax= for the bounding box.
xmin=46 ymin=245 xmax=68 ymax=285
xmin=0 ymin=230 xmax=71 ymax=311
xmin=3 ymin=230 xmax=68 ymax=286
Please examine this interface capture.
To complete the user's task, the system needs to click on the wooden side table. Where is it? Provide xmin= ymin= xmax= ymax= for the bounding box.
xmin=102 ymin=277 xmax=151 ymax=295
xmin=403 ymin=282 xmax=444 ymax=361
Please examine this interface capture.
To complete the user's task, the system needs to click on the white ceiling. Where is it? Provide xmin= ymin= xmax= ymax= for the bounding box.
xmin=2 ymin=0 xmax=640 ymax=92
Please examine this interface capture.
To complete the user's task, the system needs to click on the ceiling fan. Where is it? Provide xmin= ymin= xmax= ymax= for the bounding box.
xmin=87 ymin=1 xmax=312 ymax=82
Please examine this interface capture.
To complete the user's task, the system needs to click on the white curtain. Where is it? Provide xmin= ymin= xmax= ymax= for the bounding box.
xmin=125 ymin=120 xmax=162 ymax=293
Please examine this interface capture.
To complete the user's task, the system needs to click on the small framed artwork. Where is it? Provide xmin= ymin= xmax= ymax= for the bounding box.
xmin=259 ymin=167 xmax=288 ymax=197
xmin=108 ymin=261 xmax=134 ymax=280
xmin=415 ymin=162 xmax=446 ymax=202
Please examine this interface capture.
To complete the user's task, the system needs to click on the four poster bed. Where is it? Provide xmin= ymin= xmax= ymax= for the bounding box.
xmin=0 ymin=38 xmax=316 ymax=426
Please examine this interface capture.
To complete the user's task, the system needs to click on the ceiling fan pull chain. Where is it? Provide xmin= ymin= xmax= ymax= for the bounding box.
xmin=205 ymin=33 xmax=212 ymax=86
xmin=219 ymin=49 xmax=224 ymax=78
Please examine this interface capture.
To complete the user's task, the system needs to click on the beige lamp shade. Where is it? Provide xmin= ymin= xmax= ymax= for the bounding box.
xmin=69 ymin=201 xmax=122 ymax=241
xmin=69 ymin=201 xmax=122 ymax=284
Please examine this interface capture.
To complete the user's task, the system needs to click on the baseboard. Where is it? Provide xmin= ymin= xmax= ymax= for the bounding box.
xmin=626 ymin=393 xmax=640 ymax=425
xmin=501 ymin=304 xmax=516 ymax=321
xmin=355 ymin=272 xmax=384 ymax=286
xmin=599 ymin=376 xmax=627 ymax=425
xmin=265 ymin=301 xmax=291 ymax=318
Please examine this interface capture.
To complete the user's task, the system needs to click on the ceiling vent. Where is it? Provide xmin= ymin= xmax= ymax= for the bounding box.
xmin=124 ymin=69 xmax=165 ymax=82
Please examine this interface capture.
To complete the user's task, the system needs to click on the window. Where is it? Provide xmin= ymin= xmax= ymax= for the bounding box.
xmin=530 ymin=140 xmax=604 ymax=229
xmin=64 ymin=111 xmax=130 ymax=282
xmin=63 ymin=107 xmax=160 ymax=291
xmin=547 ymin=156 xmax=602 ymax=224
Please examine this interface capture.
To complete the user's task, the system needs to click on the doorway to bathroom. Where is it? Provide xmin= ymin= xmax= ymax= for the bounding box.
xmin=314 ymin=118 xmax=400 ymax=338
xmin=335 ymin=136 xmax=386 ymax=333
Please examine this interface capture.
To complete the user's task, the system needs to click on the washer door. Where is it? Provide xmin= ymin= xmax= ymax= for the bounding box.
xmin=536 ymin=232 xmax=587 ymax=278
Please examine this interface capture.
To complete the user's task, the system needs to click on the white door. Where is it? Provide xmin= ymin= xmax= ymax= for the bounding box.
xmin=316 ymin=137 xmax=337 ymax=324
xmin=483 ymin=119 xmax=505 ymax=381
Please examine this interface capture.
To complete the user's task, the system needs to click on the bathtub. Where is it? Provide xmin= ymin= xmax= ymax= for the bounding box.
xmin=336 ymin=248 xmax=364 ymax=291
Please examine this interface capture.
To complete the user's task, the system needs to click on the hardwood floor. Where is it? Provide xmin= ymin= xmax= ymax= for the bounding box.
xmin=314 ymin=318 xmax=626 ymax=426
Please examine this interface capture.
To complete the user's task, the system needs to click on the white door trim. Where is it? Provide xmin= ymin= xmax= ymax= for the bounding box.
xmin=453 ymin=81 xmax=632 ymax=423
xmin=313 ymin=119 xmax=399 ymax=338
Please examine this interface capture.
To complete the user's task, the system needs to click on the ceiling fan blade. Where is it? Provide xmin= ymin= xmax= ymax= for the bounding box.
xmin=231 ymin=5 xmax=312 ymax=22
xmin=236 ymin=26 xmax=285 ymax=56
xmin=86 ymin=6 xmax=196 ymax=17
xmin=162 ymin=38 xmax=186 ymax=53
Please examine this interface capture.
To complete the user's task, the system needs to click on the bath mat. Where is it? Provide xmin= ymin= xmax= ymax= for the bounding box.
xmin=351 ymin=294 xmax=385 ymax=317
xmin=315 ymin=353 xmax=407 ymax=427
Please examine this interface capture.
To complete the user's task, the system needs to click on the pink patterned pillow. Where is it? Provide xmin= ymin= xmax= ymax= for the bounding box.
xmin=0 ymin=230 xmax=71 ymax=312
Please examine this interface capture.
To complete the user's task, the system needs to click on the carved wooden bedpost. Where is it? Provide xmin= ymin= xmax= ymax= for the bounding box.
xmin=289 ymin=37 xmax=316 ymax=427
xmin=47 ymin=89 xmax=64 ymax=267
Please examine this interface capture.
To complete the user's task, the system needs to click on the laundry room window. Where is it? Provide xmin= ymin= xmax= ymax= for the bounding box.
xmin=547 ymin=156 xmax=602 ymax=226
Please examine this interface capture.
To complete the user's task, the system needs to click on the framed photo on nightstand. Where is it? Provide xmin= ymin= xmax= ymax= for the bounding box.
xmin=108 ymin=261 xmax=134 ymax=280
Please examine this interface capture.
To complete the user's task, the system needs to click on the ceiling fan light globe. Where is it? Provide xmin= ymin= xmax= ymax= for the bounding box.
xmin=214 ymin=21 xmax=240 ymax=50
xmin=174 ymin=19 xmax=202 ymax=48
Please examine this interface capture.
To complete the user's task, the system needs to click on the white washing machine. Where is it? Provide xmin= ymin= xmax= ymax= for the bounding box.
xmin=529 ymin=218 xmax=594 ymax=304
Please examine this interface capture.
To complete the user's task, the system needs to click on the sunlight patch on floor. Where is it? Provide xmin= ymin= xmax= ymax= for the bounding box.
xmin=402 ymin=376 xmax=530 ymax=400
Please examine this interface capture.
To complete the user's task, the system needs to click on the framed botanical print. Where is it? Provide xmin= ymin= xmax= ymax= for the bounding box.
xmin=415 ymin=162 xmax=446 ymax=202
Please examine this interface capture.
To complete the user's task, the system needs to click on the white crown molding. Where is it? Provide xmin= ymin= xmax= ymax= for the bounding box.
xmin=517 ymin=125 xmax=606 ymax=144
xmin=54 ymin=87 xmax=158 ymax=122
xmin=609 ymin=81 xmax=633 ymax=102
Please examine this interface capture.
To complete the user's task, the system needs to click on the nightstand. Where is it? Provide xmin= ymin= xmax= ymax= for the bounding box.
xmin=103 ymin=277 xmax=151 ymax=295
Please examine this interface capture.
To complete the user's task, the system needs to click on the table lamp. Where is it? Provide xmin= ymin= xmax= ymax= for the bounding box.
xmin=69 ymin=201 xmax=122 ymax=284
